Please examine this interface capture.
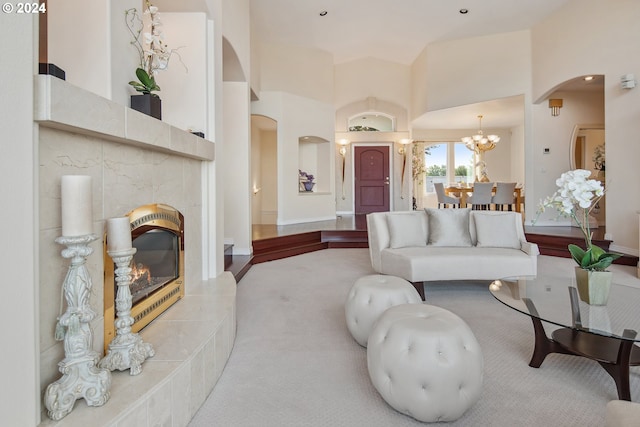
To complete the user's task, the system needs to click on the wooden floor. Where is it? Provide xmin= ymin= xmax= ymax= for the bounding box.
xmin=251 ymin=214 xmax=368 ymax=240
xmin=224 ymin=214 xmax=637 ymax=282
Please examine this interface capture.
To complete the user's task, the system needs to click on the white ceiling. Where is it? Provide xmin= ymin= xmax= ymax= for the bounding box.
xmin=250 ymin=0 xmax=572 ymax=66
xmin=249 ymin=0 xmax=597 ymax=131
xmin=159 ymin=0 xmax=603 ymax=131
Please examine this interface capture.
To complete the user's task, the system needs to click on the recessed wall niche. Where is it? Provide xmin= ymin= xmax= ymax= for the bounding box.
xmin=298 ymin=136 xmax=329 ymax=193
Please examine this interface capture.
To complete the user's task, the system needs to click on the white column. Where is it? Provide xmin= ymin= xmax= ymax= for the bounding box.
xmin=0 ymin=12 xmax=39 ymax=426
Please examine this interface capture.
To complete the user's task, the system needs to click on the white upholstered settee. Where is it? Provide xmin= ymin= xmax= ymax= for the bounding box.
xmin=366 ymin=209 xmax=539 ymax=299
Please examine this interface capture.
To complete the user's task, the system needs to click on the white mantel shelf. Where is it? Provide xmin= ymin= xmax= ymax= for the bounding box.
xmin=34 ymin=75 xmax=215 ymax=162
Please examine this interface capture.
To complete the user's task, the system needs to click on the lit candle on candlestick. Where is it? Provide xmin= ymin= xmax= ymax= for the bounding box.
xmin=106 ymin=217 xmax=132 ymax=252
xmin=61 ymin=175 xmax=93 ymax=237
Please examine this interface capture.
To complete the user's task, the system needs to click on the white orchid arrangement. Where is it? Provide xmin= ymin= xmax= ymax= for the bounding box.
xmin=536 ymin=169 xmax=619 ymax=271
xmin=125 ymin=1 xmax=185 ymax=96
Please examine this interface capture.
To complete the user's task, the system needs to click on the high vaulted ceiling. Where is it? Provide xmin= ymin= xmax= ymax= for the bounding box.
xmin=250 ymin=0 xmax=571 ymax=66
xmin=250 ymin=0 xmax=580 ymax=130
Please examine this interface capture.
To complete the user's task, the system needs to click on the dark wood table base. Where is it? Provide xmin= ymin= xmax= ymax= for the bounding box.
xmin=527 ymin=315 xmax=640 ymax=401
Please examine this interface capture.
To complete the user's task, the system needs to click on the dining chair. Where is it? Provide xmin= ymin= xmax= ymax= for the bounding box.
xmin=467 ymin=182 xmax=493 ymax=210
xmin=434 ymin=182 xmax=460 ymax=208
xmin=492 ymin=182 xmax=517 ymax=211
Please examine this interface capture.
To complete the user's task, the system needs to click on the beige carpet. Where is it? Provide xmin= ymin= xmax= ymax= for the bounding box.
xmin=189 ymin=249 xmax=640 ymax=426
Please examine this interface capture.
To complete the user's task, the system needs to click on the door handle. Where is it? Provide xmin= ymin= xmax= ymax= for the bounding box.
xmin=384 ymin=177 xmax=390 ymax=185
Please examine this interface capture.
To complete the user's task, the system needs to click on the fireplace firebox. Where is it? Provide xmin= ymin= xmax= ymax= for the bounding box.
xmin=104 ymin=204 xmax=184 ymax=350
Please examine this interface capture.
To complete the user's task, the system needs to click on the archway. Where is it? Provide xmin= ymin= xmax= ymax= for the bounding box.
xmin=251 ymin=115 xmax=278 ymax=225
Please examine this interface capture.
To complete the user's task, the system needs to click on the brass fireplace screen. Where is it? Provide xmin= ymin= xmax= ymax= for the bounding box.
xmin=103 ymin=204 xmax=184 ymax=351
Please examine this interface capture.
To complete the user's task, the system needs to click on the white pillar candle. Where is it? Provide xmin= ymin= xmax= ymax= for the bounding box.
xmin=61 ymin=175 xmax=93 ymax=237
xmin=106 ymin=217 xmax=132 ymax=252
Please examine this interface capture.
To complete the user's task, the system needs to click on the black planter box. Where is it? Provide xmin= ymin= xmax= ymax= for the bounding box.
xmin=131 ymin=94 xmax=162 ymax=120
xmin=39 ymin=63 xmax=66 ymax=80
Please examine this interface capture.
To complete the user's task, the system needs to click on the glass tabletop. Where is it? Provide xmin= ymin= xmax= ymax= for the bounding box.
xmin=490 ymin=276 xmax=640 ymax=342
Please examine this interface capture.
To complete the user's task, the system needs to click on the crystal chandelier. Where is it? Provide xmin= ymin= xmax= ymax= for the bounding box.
xmin=462 ymin=115 xmax=500 ymax=182
xmin=462 ymin=115 xmax=500 ymax=152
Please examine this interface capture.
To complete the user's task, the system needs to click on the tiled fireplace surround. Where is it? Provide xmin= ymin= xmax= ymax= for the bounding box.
xmin=36 ymin=76 xmax=236 ymax=427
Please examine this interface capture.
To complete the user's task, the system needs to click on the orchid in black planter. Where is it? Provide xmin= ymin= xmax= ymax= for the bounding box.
xmin=125 ymin=1 xmax=186 ymax=118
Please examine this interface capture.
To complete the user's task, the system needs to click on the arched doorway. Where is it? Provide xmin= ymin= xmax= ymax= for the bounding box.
xmin=251 ymin=115 xmax=278 ymax=225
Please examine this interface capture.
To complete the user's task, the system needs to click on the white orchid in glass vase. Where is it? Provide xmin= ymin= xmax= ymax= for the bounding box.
xmin=536 ymin=169 xmax=620 ymax=271
xmin=125 ymin=1 xmax=185 ymax=96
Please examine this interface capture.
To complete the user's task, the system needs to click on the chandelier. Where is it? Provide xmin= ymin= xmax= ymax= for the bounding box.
xmin=462 ymin=115 xmax=500 ymax=152
xmin=462 ymin=115 xmax=500 ymax=182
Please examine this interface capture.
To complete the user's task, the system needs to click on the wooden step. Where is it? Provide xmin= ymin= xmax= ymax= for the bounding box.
xmin=322 ymin=230 xmax=369 ymax=248
xmin=223 ymin=243 xmax=233 ymax=270
xmin=525 ymin=232 xmax=638 ymax=267
xmin=226 ymin=255 xmax=252 ymax=282
xmin=251 ymin=230 xmax=368 ymax=263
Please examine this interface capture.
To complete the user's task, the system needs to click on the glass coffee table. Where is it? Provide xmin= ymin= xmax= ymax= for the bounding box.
xmin=490 ymin=276 xmax=640 ymax=401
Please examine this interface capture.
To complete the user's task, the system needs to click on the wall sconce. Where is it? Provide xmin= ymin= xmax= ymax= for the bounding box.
xmin=549 ymin=99 xmax=563 ymax=116
xmin=337 ymin=139 xmax=350 ymax=200
xmin=398 ymin=139 xmax=412 ymax=199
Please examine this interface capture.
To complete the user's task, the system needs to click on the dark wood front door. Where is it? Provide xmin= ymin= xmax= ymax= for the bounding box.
xmin=354 ymin=146 xmax=390 ymax=214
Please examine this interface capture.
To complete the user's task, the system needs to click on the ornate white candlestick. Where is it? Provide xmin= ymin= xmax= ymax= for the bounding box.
xmin=44 ymin=234 xmax=111 ymax=421
xmin=99 ymin=247 xmax=154 ymax=375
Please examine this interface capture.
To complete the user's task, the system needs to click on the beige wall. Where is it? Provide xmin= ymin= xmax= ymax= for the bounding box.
xmin=531 ymin=0 xmax=640 ymax=252
xmin=223 ymin=81 xmax=252 ymax=254
xmin=158 ymin=13 xmax=209 ymax=133
xmin=222 ymin=0 xmax=251 ymax=82
xmin=48 ymin=0 xmax=111 ymax=98
xmin=260 ymin=131 xmax=278 ymax=223
xmin=334 ymin=58 xmax=411 ymax=111
xmin=411 ymin=30 xmax=531 ymax=119
xmin=258 ymin=43 xmax=334 ymax=104
xmin=252 ymin=91 xmax=336 ymax=224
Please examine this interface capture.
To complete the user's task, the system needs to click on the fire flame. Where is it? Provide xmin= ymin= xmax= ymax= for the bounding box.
xmin=131 ymin=262 xmax=152 ymax=285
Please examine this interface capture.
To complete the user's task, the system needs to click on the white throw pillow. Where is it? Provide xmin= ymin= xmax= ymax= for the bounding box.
xmin=425 ymin=208 xmax=472 ymax=247
xmin=474 ymin=212 xmax=521 ymax=249
xmin=387 ymin=213 xmax=427 ymax=248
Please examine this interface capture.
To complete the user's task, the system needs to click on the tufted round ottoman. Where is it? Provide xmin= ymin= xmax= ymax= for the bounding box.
xmin=345 ymin=275 xmax=422 ymax=347
xmin=367 ymin=304 xmax=483 ymax=422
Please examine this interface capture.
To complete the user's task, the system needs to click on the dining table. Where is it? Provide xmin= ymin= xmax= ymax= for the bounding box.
xmin=444 ymin=183 xmax=523 ymax=212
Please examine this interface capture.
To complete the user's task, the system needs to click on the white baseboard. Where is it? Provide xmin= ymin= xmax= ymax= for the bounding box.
xmin=277 ymin=215 xmax=337 ymax=225
xmin=525 ymin=220 xmax=572 ymax=227
xmin=609 ymin=243 xmax=639 ymax=257
xmin=232 ymin=246 xmax=252 ymax=256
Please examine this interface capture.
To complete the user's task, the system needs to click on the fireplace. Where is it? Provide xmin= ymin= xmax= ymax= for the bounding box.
xmin=104 ymin=204 xmax=185 ymax=350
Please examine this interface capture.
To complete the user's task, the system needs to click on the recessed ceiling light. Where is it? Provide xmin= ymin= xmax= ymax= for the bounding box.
xmin=584 ymin=76 xmax=594 ymax=81
xmin=459 ymin=9 xmax=469 ymax=14
xmin=319 ymin=10 xmax=328 ymax=16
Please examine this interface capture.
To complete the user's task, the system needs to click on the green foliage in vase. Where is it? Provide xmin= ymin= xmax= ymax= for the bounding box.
xmin=128 ymin=68 xmax=161 ymax=96
xmin=568 ymin=244 xmax=620 ymax=272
